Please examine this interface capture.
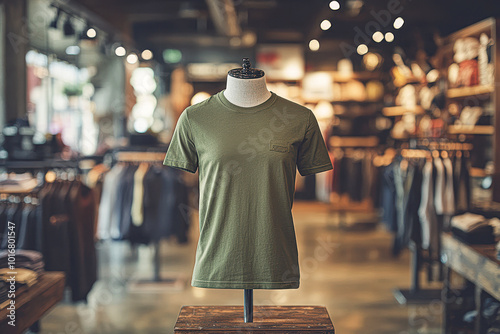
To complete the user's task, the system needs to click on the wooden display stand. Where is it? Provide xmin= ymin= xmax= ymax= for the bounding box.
xmin=0 ymin=272 xmax=65 ymax=334
xmin=174 ymin=305 xmax=335 ymax=333
xmin=441 ymin=233 xmax=500 ymax=334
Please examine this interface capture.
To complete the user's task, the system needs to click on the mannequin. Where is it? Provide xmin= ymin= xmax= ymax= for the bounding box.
xmin=224 ymin=58 xmax=269 ymax=323
xmin=164 ymin=57 xmax=333 ymax=326
xmin=224 ymin=75 xmax=272 ymax=108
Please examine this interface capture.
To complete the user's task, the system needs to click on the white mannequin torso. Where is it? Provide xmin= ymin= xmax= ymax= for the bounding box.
xmin=223 ymin=74 xmax=272 ymax=108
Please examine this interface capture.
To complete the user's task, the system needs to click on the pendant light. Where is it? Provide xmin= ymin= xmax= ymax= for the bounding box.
xmin=63 ymin=15 xmax=75 ymax=36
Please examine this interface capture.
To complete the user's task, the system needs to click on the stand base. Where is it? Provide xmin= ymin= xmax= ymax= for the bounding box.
xmin=174 ymin=305 xmax=335 ymax=333
xmin=393 ymin=288 xmax=442 ymax=305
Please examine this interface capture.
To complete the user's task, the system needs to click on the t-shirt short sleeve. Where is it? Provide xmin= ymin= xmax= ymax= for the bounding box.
xmin=296 ymin=110 xmax=333 ymax=176
xmin=163 ymin=109 xmax=198 ymax=173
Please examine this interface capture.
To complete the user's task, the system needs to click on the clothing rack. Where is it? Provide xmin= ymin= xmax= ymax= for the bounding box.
xmin=0 ymin=168 xmax=97 ymax=302
xmin=393 ymin=144 xmax=472 ymax=304
xmin=113 ymin=150 xmax=183 ymax=287
xmin=116 ymin=151 xmax=164 ymax=282
xmin=326 ymin=147 xmax=379 ymax=230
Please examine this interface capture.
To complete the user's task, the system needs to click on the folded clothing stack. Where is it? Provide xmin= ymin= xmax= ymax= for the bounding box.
xmin=0 ymin=250 xmax=45 ymax=275
xmin=451 ymin=213 xmax=496 ymax=244
xmin=0 ymin=268 xmax=38 ymax=287
xmin=0 ymin=267 xmax=39 ymax=309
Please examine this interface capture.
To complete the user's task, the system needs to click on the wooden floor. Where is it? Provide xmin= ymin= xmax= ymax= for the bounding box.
xmin=40 ymin=201 xmax=442 ymax=334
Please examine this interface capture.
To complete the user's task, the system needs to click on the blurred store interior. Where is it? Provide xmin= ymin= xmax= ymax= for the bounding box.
xmin=0 ymin=0 xmax=500 ymax=333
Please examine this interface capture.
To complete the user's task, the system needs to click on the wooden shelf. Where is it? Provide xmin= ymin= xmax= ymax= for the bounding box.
xmin=331 ymin=100 xmax=382 ymax=103
xmin=382 ymin=106 xmax=425 ymax=117
xmin=329 ymin=136 xmax=379 ymax=147
xmin=330 ymin=71 xmax=382 ymax=82
xmin=470 ymin=167 xmax=488 ymax=178
xmin=448 ymin=125 xmax=494 ymax=135
xmin=444 ymin=17 xmax=495 ymax=43
xmin=446 ymin=85 xmax=494 ymax=98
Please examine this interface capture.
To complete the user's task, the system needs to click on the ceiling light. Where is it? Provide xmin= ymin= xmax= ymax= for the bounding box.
xmin=141 ymin=49 xmax=153 ymax=61
xmin=86 ymin=28 xmax=97 ymax=38
xmin=65 ymin=45 xmax=80 ymax=55
xmin=393 ymin=17 xmax=404 ymax=29
xmin=126 ymin=53 xmax=138 ymax=64
xmin=309 ymin=39 xmax=320 ymax=51
xmin=80 ymin=22 xmax=97 ymax=40
xmin=385 ymin=32 xmax=394 ymax=42
xmin=49 ymin=8 xmax=61 ymax=29
xmin=115 ymin=46 xmax=126 ymax=57
xmin=372 ymin=31 xmax=384 ymax=43
xmin=357 ymin=44 xmax=368 ymax=55
xmin=63 ymin=16 xmax=75 ymax=36
xmin=320 ymin=20 xmax=332 ymax=31
xmin=329 ymin=1 xmax=340 ymax=10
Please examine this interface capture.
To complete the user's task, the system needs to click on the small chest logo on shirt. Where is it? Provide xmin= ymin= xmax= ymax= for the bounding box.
xmin=269 ymin=141 xmax=289 ymax=153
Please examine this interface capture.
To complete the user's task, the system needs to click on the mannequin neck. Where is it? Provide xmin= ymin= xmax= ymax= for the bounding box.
xmin=224 ymin=74 xmax=272 ymax=108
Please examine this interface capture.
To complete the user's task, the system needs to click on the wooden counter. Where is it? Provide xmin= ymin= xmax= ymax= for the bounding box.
xmin=441 ymin=233 xmax=499 ymax=334
xmin=0 ymin=271 xmax=65 ymax=334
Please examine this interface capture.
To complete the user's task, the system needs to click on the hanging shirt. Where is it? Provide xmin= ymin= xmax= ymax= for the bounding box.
xmin=418 ymin=160 xmax=438 ymax=250
xmin=442 ymin=157 xmax=456 ymax=216
xmin=163 ymin=90 xmax=333 ymax=289
xmin=433 ymin=157 xmax=445 ymax=215
xmin=131 ymin=162 xmax=150 ymax=226
xmin=97 ymin=164 xmax=124 ymax=240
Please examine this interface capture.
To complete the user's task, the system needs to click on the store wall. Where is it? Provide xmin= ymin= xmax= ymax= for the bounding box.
xmin=3 ymin=0 xmax=27 ymax=123
xmin=0 ymin=3 xmax=5 ymax=130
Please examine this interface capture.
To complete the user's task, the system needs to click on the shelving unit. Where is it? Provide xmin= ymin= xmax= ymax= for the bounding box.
xmin=447 ymin=125 xmax=495 ymax=135
xmin=446 ymin=85 xmax=494 ymax=98
xmin=382 ymin=106 xmax=425 ymax=117
xmin=329 ymin=136 xmax=379 ymax=148
xmin=441 ymin=17 xmax=500 ymax=202
xmin=441 ymin=233 xmax=500 ymax=334
xmin=438 ymin=18 xmax=500 ymax=334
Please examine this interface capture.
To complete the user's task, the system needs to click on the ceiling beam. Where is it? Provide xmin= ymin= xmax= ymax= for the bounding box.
xmin=205 ymin=0 xmax=241 ymax=37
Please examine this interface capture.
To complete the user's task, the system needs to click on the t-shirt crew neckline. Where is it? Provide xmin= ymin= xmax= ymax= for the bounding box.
xmin=217 ymin=90 xmax=277 ymax=113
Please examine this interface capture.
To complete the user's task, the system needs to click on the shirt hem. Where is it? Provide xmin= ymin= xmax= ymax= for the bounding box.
xmin=192 ymin=279 xmax=299 ymax=289
xmin=299 ymin=163 xmax=333 ymax=176
xmin=163 ymin=158 xmax=197 ymax=173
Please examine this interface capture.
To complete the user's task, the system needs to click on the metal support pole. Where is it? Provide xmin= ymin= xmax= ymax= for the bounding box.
xmin=409 ymin=241 xmax=420 ymax=294
xmin=154 ymin=241 xmax=160 ymax=281
xmin=244 ymin=289 xmax=253 ymax=323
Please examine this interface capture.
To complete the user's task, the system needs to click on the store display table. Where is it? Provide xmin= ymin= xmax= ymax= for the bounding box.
xmin=441 ymin=233 xmax=500 ymax=334
xmin=174 ymin=305 xmax=335 ymax=333
xmin=0 ymin=271 xmax=65 ymax=334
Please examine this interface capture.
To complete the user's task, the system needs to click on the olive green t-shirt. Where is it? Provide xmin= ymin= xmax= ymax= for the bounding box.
xmin=163 ymin=90 xmax=332 ymax=289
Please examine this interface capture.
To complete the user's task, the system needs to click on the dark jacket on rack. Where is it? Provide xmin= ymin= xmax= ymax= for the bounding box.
xmin=40 ymin=179 xmax=97 ymax=302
